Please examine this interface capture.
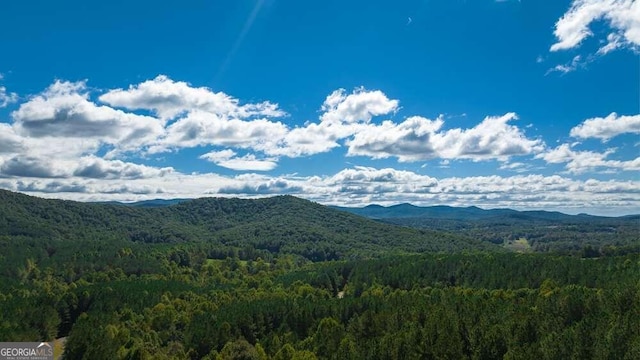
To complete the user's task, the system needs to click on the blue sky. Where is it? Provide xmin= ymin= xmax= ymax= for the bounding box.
xmin=0 ymin=0 xmax=638 ymax=215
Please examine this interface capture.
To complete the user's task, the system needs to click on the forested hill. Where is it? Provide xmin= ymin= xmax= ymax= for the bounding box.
xmin=0 ymin=190 xmax=494 ymax=260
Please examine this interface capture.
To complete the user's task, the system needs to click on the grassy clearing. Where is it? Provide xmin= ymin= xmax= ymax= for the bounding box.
xmin=504 ymin=237 xmax=532 ymax=252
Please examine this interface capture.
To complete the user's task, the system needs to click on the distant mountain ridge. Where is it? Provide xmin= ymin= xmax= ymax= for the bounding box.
xmin=95 ymin=198 xmax=638 ymax=220
xmin=330 ymin=202 xmax=639 ymax=254
xmin=331 ymin=203 xmax=636 ymax=221
xmin=95 ymin=198 xmax=190 ymax=208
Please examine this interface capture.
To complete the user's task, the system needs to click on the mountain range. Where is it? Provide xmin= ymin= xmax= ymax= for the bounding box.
xmin=331 ymin=203 xmax=638 ymax=221
xmin=113 ymin=198 xmax=637 ymax=221
xmin=0 ymin=190 xmax=493 ymax=261
xmin=1 ymin=190 xmax=637 ymax=257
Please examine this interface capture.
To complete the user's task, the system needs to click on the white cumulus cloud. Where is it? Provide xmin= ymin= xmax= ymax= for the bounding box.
xmin=0 ymin=123 xmax=24 ymax=154
xmin=570 ymin=112 xmax=640 ymax=141
xmin=264 ymin=88 xmax=399 ymax=157
xmin=74 ymin=156 xmax=174 ymax=179
xmin=537 ymin=143 xmax=640 ymax=174
xmin=99 ymin=75 xmax=285 ymax=120
xmin=12 ymin=80 xmax=164 ymax=154
xmin=320 ymin=88 xmax=399 ymax=124
xmin=199 ymin=149 xmax=278 ymax=171
xmin=152 ymin=110 xmax=289 ymax=154
xmin=346 ymin=113 xmax=544 ymax=162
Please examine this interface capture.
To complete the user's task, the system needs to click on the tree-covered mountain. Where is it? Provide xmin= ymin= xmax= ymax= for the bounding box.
xmin=0 ymin=189 xmax=494 ymax=261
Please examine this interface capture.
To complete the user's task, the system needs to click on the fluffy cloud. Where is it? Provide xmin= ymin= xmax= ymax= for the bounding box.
xmin=3 ymin=79 xmax=416 ymax=180
xmin=0 ymin=156 xmax=72 ymax=178
xmin=199 ymin=150 xmax=278 ymax=171
xmin=267 ymin=123 xmax=346 ymax=157
xmin=322 ymin=166 xmax=439 ymax=202
xmin=346 ymin=113 xmax=544 ymax=162
xmin=12 ymin=180 xmax=164 ymax=195
xmin=320 ymin=88 xmax=399 ymax=124
xmin=99 ymin=75 xmax=285 ymax=120
xmin=0 ymin=154 xmax=173 ymax=180
xmin=260 ymin=88 xmax=399 ymax=157
xmin=152 ymin=110 xmax=288 ymax=153
xmin=570 ymin=112 xmax=640 ymax=141
xmin=99 ymin=76 xmax=293 ymax=156
xmin=551 ymin=0 xmax=640 ymax=53
xmin=329 ymin=166 xmax=438 ymax=187
xmin=73 ymin=156 xmax=174 ymax=179
xmin=12 ymin=80 xmax=164 ymax=154
xmin=0 ymin=123 xmax=24 ymax=154
xmin=218 ymin=177 xmax=303 ymax=195
xmin=149 ymin=87 xmax=397 ymax=159
xmin=16 ymin=180 xmax=89 ymax=193
xmin=537 ymin=143 xmax=640 ymax=174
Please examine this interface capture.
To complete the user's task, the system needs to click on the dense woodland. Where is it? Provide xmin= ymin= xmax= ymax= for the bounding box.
xmin=0 ymin=190 xmax=638 ymax=359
